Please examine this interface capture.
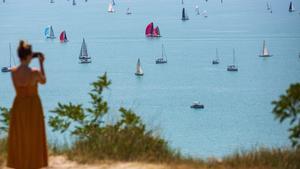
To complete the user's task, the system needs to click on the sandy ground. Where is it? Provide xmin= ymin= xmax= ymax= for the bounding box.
xmin=1 ymin=156 xmax=170 ymax=169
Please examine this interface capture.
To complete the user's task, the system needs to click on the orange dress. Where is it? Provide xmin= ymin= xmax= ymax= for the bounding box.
xmin=7 ymin=75 xmax=48 ymax=169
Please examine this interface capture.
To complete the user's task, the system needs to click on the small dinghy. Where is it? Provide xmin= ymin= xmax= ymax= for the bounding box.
xmin=201 ymin=10 xmax=208 ymax=18
xmin=45 ymin=25 xmax=55 ymax=39
xmin=182 ymin=8 xmax=189 ymax=20
xmin=195 ymin=5 xmax=200 ymax=15
xmin=59 ymin=31 xmax=68 ymax=43
xmin=79 ymin=38 xmax=91 ymax=64
xmin=156 ymin=44 xmax=167 ymax=64
xmin=227 ymin=49 xmax=238 ymax=72
xmin=126 ymin=8 xmax=132 ymax=15
xmin=259 ymin=40 xmax=272 ymax=57
xmin=212 ymin=48 xmax=220 ymax=64
xmin=289 ymin=1 xmax=295 ymax=12
xmin=108 ymin=2 xmax=115 ymax=13
xmin=145 ymin=22 xmax=161 ymax=37
xmin=135 ymin=58 xmax=144 ymax=76
xmin=2 ymin=43 xmax=15 ymax=73
xmin=191 ymin=101 xmax=204 ymax=109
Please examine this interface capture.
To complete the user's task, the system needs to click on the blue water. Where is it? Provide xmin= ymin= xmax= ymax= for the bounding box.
xmin=1 ymin=0 xmax=300 ymax=158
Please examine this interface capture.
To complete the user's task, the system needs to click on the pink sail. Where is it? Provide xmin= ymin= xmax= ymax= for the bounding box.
xmin=145 ymin=22 xmax=154 ymax=37
xmin=153 ymin=26 xmax=160 ymax=37
xmin=59 ymin=31 xmax=68 ymax=42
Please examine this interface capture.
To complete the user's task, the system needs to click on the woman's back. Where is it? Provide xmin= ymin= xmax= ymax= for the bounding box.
xmin=12 ymin=66 xmax=39 ymax=97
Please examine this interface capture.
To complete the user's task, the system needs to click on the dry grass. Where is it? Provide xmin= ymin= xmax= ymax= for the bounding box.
xmin=1 ymin=137 xmax=300 ymax=169
xmin=0 ymin=138 xmax=7 ymax=168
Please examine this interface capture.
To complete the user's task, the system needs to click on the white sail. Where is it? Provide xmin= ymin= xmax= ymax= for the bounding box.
xmin=127 ymin=8 xmax=132 ymax=14
xmin=136 ymin=58 xmax=143 ymax=74
xmin=292 ymin=3 xmax=295 ymax=11
xmin=195 ymin=5 xmax=200 ymax=15
xmin=49 ymin=26 xmax=55 ymax=38
xmin=108 ymin=3 xmax=115 ymax=12
xmin=262 ymin=40 xmax=269 ymax=56
xmin=201 ymin=10 xmax=208 ymax=17
xmin=79 ymin=38 xmax=90 ymax=59
xmin=289 ymin=2 xmax=295 ymax=12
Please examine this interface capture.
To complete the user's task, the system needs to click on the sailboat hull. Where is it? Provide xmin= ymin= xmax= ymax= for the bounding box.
xmin=79 ymin=60 xmax=92 ymax=64
xmin=135 ymin=73 xmax=144 ymax=76
xmin=212 ymin=60 xmax=219 ymax=64
xmin=156 ymin=60 xmax=167 ymax=64
xmin=1 ymin=67 xmax=11 ymax=73
xmin=227 ymin=65 xmax=238 ymax=71
xmin=259 ymin=54 xmax=272 ymax=57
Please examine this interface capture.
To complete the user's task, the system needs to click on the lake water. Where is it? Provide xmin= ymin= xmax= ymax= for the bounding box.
xmin=0 ymin=0 xmax=300 ymax=158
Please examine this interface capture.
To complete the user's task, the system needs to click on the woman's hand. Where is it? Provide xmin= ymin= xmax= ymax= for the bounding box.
xmin=39 ymin=53 xmax=45 ymax=63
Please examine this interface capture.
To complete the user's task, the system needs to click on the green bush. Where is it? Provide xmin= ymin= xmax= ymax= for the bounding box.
xmin=49 ymin=73 xmax=179 ymax=162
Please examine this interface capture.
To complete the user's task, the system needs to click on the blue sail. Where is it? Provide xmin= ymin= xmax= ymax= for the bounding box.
xmin=44 ymin=27 xmax=50 ymax=37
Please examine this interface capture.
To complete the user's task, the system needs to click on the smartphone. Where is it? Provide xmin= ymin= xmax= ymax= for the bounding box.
xmin=32 ymin=52 xmax=42 ymax=58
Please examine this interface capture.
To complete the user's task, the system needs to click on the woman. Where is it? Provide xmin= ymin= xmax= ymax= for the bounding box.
xmin=7 ymin=40 xmax=48 ymax=169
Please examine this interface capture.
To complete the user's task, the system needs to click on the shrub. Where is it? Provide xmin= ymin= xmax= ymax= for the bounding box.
xmin=48 ymin=73 xmax=179 ymax=162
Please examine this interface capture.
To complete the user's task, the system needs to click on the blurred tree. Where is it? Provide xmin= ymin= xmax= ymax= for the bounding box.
xmin=272 ymin=83 xmax=300 ymax=148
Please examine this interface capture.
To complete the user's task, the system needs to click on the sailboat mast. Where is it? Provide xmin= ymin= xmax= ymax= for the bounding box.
xmin=262 ymin=40 xmax=265 ymax=54
xmin=161 ymin=44 xmax=164 ymax=58
xmin=9 ymin=43 xmax=12 ymax=67
xmin=233 ymin=49 xmax=235 ymax=65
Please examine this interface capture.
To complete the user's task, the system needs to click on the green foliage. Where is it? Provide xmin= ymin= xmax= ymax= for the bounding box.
xmin=49 ymin=73 xmax=178 ymax=161
xmin=49 ymin=73 xmax=110 ymax=139
xmin=0 ymin=107 xmax=10 ymax=135
xmin=272 ymin=83 xmax=300 ymax=148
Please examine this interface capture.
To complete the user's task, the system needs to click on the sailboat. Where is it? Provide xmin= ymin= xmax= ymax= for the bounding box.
xmin=108 ymin=3 xmax=115 ymax=13
xmin=259 ymin=40 xmax=272 ymax=57
xmin=212 ymin=48 xmax=220 ymax=64
xmin=195 ymin=5 xmax=200 ymax=15
xmin=72 ymin=0 xmax=76 ymax=6
xmin=156 ymin=44 xmax=168 ymax=64
xmin=79 ymin=38 xmax=91 ymax=64
xmin=2 ymin=43 xmax=15 ymax=73
xmin=201 ymin=10 xmax=208 ymax=18
xmin=50 ymin=0 xmax=54 ymax=3
xmin=59 ymin=31 xmax=68 ymax=42
xmin=181 ymin=0 xmax=184 ymax=5
xmin=266 ymin=2 xmax=271 ymax=10
xmin=269 ymin=3 xmax=273 ymax=13
xmin=45 ymin=25 xmax=55 ymax=39
xmin=182 ymin=8 xmax=189 ymax=20
xmin=227 ymin=49 xmax=238 ymax=72
xmin=126 ymin=8 xmax=132 ymax=15
xmin=145 ymin=22 xmax=161 ymax=37
xmin=289 ymin=1 xmax=295 ymax=12
xmin=135 ymin=58 xmax=144 ymax=76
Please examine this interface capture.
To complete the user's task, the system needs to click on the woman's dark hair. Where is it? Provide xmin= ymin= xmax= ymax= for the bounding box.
xmin=17 ymin=40 xmax=32 ymax=60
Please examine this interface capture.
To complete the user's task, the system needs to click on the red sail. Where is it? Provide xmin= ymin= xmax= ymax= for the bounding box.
xmin=145 ymin=22 xmax=153 ymax=37
xmin=153 ymin=26 xmax=160 ymax=37
xmin=60 ymin=31 xmax=65 ymax=42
